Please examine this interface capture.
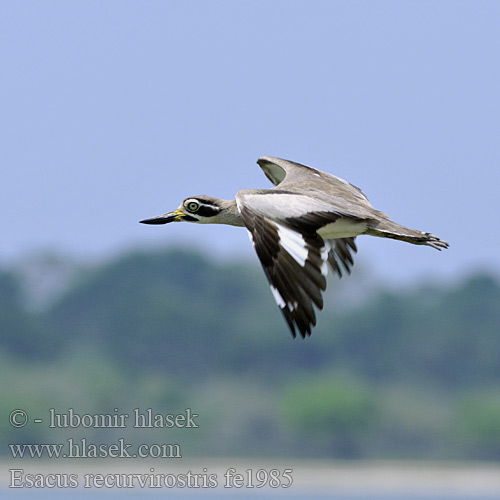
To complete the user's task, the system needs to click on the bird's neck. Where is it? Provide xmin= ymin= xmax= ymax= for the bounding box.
xmin=217 ymin=199 xmax=245 ymax=227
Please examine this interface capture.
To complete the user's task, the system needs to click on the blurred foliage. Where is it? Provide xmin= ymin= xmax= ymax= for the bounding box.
xmin=453 ymin=388 xmax=500 ymax=460
xmin=282 ymin=373 xmax=377 ymax=458
xmin=1 ymin=248 xmax=500 ymax=460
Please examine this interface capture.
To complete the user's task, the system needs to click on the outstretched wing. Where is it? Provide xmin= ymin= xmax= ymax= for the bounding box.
xmin=257 ymin=156 xmax=310 ymax=186
xmin=238 ymin=205 xmax=328 ymax=338
xmin=256 ymin=156 xmax=383 ymax=220
xmin=327 ymin=237 xmax=357 ymax=278
xmin=236 ymin=189 xmax=358 ymax=337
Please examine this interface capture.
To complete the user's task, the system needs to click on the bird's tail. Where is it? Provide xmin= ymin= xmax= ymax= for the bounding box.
xmin=365 ymin=220 xmax=449 ymax=250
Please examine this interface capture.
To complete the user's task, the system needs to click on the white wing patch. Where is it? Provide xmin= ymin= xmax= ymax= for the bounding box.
xmin=275 ymin=222 xmax=308 ymax=267
xmin=237 ymin=200 xmax=336 ymax=337
xmin=270 ymin=285 xmax=286 ymax=308
xmin=321 ymin=243 xmax=330 ymax=277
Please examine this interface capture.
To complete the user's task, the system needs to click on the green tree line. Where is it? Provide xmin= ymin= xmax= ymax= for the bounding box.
xmin=1 ymin=248 xmax=500 ymax=460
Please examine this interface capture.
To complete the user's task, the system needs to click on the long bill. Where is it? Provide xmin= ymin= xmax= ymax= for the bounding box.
xmin=139 ymin=208 xmax=184 ymax=225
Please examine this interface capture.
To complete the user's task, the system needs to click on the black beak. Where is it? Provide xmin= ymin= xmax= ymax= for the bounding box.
xmin=139 ymin=212 xmax=180 ymax=225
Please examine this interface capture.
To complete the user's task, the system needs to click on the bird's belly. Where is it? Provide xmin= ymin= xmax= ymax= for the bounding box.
xmin=317 ymin=219 xmax=367 ymax=239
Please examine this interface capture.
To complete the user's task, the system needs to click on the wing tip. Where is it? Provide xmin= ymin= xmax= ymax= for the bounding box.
xmin=257 ymin=155 xmax=280 ymax=164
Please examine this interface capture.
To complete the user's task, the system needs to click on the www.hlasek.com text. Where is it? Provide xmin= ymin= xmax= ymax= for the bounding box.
xmin=10 ymin=438 xmax=182 ymax=459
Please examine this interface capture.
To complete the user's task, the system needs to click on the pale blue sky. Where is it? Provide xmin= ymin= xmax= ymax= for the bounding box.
xmin=2 ymin=1 xmax=499 ymax=284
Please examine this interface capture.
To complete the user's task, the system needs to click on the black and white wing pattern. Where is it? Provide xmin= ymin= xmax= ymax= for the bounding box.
xmin=327 ymin=237 xmax=357 ymax=278
xmin=236 ymin=191 xmax=357 ymax=338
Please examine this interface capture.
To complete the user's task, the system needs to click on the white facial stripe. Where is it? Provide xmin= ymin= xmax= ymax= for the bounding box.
xmin=275 ymin=223 xmax=308 ymax=267
xmin=270 ymin=285 xmax=286 ymax=308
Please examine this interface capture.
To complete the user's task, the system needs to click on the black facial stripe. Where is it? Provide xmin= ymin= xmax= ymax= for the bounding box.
xmin=181 ymin=215 xmax=198 ymax=222
xmin=196 ymin=204 xmax=221 ymax=217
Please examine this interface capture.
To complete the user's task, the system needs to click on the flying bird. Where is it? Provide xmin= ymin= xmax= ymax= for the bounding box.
xmin=140 ymin=156 xmax=448 ymax=338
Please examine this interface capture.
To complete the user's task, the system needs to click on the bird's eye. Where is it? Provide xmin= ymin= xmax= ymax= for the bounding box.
xmin=185 ymin=201 xmax=200 ymax=213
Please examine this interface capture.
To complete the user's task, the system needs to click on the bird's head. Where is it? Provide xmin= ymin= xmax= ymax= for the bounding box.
xmin=140 ymin=195 xmax=243 ymax=226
